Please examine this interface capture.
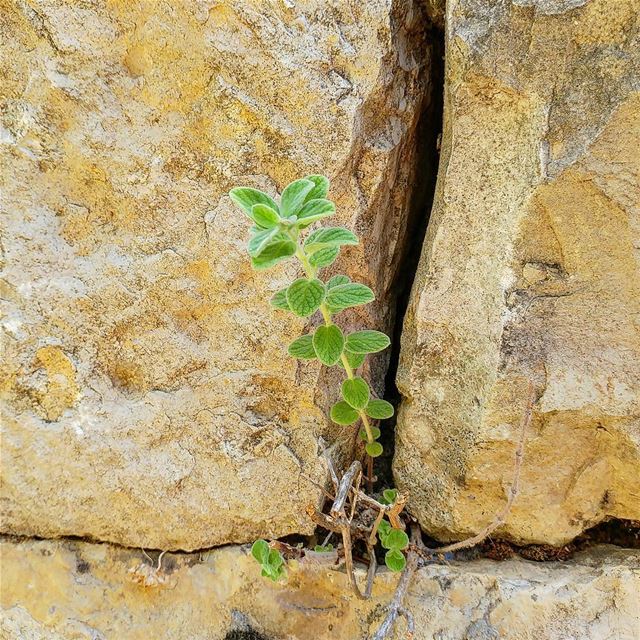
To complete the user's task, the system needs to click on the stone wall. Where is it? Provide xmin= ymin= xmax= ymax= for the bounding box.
xmin=394 ymin=0 xmax=640 ymax=545
xmin=2 ymin=539 xmax=638 ymax=640
xmin=0 ymin=0 xmax=430 ymax=550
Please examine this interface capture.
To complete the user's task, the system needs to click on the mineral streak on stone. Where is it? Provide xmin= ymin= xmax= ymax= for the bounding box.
xmin=394 ymin=0 xmax=640 ymax=545
xmin=1 ymin=538 xmax=638 ymax=640
xmin=0 ymin=0 xmax=431 ymax=550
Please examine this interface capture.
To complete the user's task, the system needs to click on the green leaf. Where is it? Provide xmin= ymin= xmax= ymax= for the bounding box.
xmin=280 ymin=178 xmax=314 ymax=217
xmin=270 ymin=289 xmax=290 ymax=311
xmin=251 ymin=539 xmax=270 ymax=564
xmin=296 ymin=199 xmax=335 ymax=227
xmin=313 ymin=325 xmax=344 ymax=366
xmin=251 ymin=203 xmax=280 ymax=228
xmin=339 ymin=350 xmax=366 ymax=371
xmin=304 ymin=227 xmax=358 ymax=253
xmin=286 ymin=278 xmax=325 ymax=317
xmin=345 ymin=330 xmax=390 ymax=354
xmin=303 ymin=175 xmax=329 ymax=201
xmin=251 ymin=239 xmax=296 ymax=270
xmin=327 ymin=274 xmax=350 ymax=289
xmin=365 ymin=399 xmax=394 ymax=420
xmin=382 ymin=528 xmax=409 ymax=550
xmin=342 ymin=376 xmax=370 ymax=410
xmin=385 ymin=549 xmax=406 ymax=572
xmin=313 ymin=543 xmax=334 ymax=553
xmin=325 ymin=283 xmax=374 ymax=312
xmin=359 ymin=426 xmax=381 ymax=441
xmin=365 ymin=441 xmax=383 ymax=457
xmin=309 ymin=246 xmax=339 ymax=268
xmin=230 ymin=188 xmax=279 ymax=217
xmin=382 ymin=488 xmax=398 ymax=505
xmin=330 ymin=401 xmax=360 ymax=425
xmin=378 ymin=519 xmax=392 ymax=540
xmin=268 ymin=549 xmax=284 ymax=568
xmin=288 ymin=335 xmax=317 ymax=360
xmin=248 ymin=227 xmax=279 ymax=257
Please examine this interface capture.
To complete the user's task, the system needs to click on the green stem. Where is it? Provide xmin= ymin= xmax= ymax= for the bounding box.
xmin=292 ymin=237 xmax=374 ymax=445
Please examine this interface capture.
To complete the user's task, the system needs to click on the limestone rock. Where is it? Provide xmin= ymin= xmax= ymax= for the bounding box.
xmin=0 ymin=0 xmax=430 ymax=549
xmin=1 ymin=538 xmax=638 ymax=640
xmin=395 ymin=0 xmax=640 ymax=544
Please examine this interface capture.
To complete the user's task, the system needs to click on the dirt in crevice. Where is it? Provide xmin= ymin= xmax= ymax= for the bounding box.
xmin=440 ymin=519 xmax=640 ymax=563
xmin=374 ymin=16 xmax=445 ymax=493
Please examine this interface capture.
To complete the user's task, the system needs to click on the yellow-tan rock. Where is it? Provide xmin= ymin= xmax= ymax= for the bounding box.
xmin=0 ymin=0 xmax=431 ymax=550
xmin=395 ymin=0 xmax=640 ymax=544
xmin=2 ymin=538 xmax=639 ymax=640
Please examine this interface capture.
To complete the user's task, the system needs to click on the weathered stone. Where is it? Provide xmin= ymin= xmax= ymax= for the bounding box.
xmin=395 ymin=0 xmax=640 ymax=544
xmin=0 ymin=1 xmax=431 ymax=549
xmin=1 ymin=538 xmax=638 ymax=640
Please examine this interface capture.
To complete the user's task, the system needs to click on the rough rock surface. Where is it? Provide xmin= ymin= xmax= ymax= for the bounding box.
xmin=1 ymin=538 xmax=638 ymax=640
xmin=0 ymin=1 xmax=430 ymax=549
xmin=395 ymin=0 xmax=640 ymax=545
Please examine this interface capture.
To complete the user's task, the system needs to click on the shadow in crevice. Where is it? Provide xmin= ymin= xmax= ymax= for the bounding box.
xmin=374 ymin=16 xmax=445 ymax=492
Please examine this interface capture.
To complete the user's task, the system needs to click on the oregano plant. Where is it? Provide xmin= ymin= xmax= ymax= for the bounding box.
xmin=230 ymin=175 xmax=408 ymax=580
xmin=230 ymin=176 xmax=532 ymax=640
xmin=229 ymin=176 xmax=394 ymax=458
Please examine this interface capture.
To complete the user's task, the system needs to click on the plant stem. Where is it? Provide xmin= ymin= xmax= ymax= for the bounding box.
xmin=292 ymin=241 xmax=375 ymax=446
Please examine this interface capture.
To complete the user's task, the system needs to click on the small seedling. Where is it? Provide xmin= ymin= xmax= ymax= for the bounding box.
xmin=251 ymin=539 xmax=286 ymax=582
xmin=378 ymin=519 xmax=409 ymax=572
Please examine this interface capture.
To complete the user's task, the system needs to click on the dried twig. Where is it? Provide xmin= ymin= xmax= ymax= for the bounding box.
xmin=331 ymin=461 xmax=361 ymax=517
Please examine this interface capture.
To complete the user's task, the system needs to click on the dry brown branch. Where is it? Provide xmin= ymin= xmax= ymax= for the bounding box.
xmin=364 ymin=541 xmax=377 ymax=598
xmin=318 ymin=437 xmax=340 ymax=490
xmin=331 ymin=460 xmax=361 ymax=517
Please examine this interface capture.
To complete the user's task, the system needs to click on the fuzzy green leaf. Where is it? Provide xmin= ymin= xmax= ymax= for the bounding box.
xmin=314 ymin=543 xmax=334 ymax=553
xmin=345 ymin=330 xmax=390 ymax=354
xmin=248 ymin=227 xmax=279 ymax=257
xmin=280 ymin=178 xmax=314 ymax=217
xmin=327 ymin=274 xmax=350 ymax=289
xmin=251 ymin=539 xmax=270 ymax=564
xmin=309 ymin=246 xmax=339 ymax=268
xmin=313 ymin=325 xmax=344 ymax=366
xmin=365 ymin=441 xmax=383 ymax=457
xmin=304 ymin=227 xmax=358 ymax=253
xmin=268 ymin=549 xmax=284 ymax=568
xmin=330 ymin=401 xmax=360 ymax=425
xmin=342 ymin=376 xmax=370 ymax=410
xmin=378 ymin=520 xmax=392 ymax=539
xmin=270 ymin=289 xmax=290 ymax=311
xmin=251 ymin=238 xmax=296 ymax=270
xmin=230 ymin=188 xmax=279 ymax=218
xmin=303 ymin=175 xmax=329 ymax=201
xmin=382 ymin=528 xmax=409 ymax=551
xmin=288 ymin=335 xmax=317 ymax=360
xmin=365 ymin=399 xmax=394 ymax=420
xmin=286 ymin=278 xmax=325 ymax=317
xmin=296 ymin=199 xmax=335 ymax=227
xmin=251 ymin=203 xmax=280 ymax=228
xmin=382 ymin=488 xmax=398 ymax=505
xmin=325 ymin=284 xmax=375 ymax=312
xmin=359 ymin=426 xmax=381 ymax=441
xmin=385 ymin=549 xmax=406 ymax=572
xmin=339 ymin=350 xmax=366 ymax=371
